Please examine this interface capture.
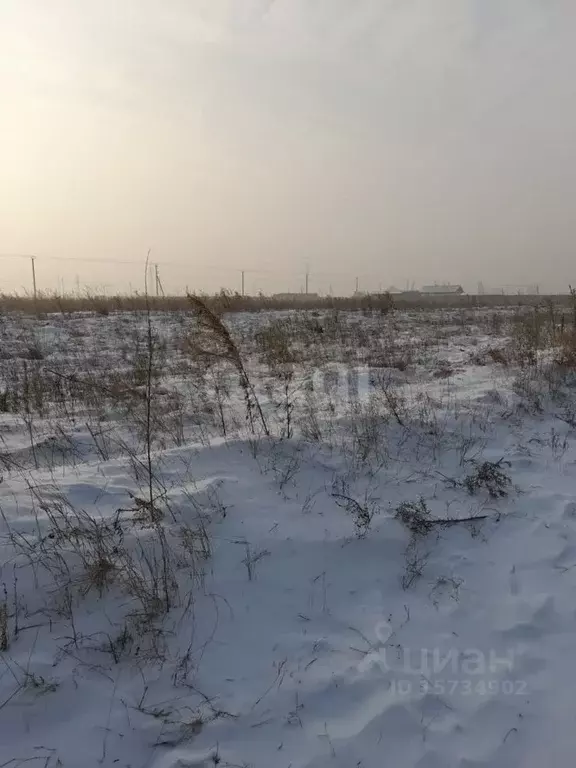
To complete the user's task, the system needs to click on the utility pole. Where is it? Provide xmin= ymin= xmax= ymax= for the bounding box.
xmin=30 ymin=256 xmax=37 ymax=311
xmin=355 ymin=276 xmax=359 ymax=294
xmin=305 ymin=265 xmax=309 ymax=295
xmin=154 ymin=264 xmax=165 ymax=297
xmin=241 ymin=270 xmax=245 ymax=297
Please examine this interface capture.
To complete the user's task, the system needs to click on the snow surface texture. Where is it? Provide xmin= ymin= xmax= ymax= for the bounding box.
xmin=1 ymin=307 xmax=575 ymax=767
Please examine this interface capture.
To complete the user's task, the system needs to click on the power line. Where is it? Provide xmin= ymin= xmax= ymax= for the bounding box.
xmin=0 ymin=251 xmax=418 ymax=297
xmin=0 ymin=254 xmax=299 ymax=275
xmin=0 ymin=253 xmax=392 ymax=280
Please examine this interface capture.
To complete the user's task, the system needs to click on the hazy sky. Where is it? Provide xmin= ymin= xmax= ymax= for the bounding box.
xmin=1 ymin=0 xmax=576 ymax=295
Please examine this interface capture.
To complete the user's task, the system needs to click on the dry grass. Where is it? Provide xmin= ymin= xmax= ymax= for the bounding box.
xmin=1 ymin=289 xmax=570 ymax=318
xmin=0 ymin=293 xmax=565 ymax=683
xmin=0 ymin=601 xmax=8 ymax=652
xmin=187 ymin=293 xmax=270 ymax=436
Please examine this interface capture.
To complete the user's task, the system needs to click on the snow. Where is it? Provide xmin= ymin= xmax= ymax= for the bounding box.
xmin=1 ymin=307 xmax=576 ymax=767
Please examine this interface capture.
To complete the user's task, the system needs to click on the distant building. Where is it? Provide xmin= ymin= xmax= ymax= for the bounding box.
xmin=396 ymin=291 xmax=423 ymax=299
xmin=421 ymin=284 xmax=464 ymax=295
xmin=272 ymin=292 xmax=320 ymax=302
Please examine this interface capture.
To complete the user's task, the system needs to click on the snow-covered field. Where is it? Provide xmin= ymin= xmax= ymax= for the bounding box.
xmin=1 ymin=304 xmax=576 ymax=767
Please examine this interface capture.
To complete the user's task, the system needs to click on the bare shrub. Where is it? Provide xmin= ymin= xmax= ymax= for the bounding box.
xmin=512 ymin=370 xmax=545 ymax=413
xmin=266 ymin=442 xmax=303 ymax=492
xmin=265 ymin=361 xmax=297 ymax=439
xmin=241 ymin=540 xmax=271 ymax=581
xmin=509 ymin=309 xmax=547 ymax=367
xmin=555 ymin=326 xmax=576 ymax=368
xmin=25 ymin=343 xmax=44 ymax=361
xmin=255 ymin=318 xmax=297 ymax=367
xmin=332 ymin=479 xmax=380 ymax=536
xmin=469 ymin=347 xmax=509 ymax=366
xmin=180 ymin=520 xmax=211 ymax=563
xmin=371 ymin=370 xmax=407 ymax=427
xmin=401 ymin=537 xmax=430 ymax=589
xmin=0 ymin=599 xmax=8 ymax=651
xmin=464 ymin=459 xmax=511 ymax=498
xmin=299 ymin=392 xmax=323 ymax=443
xmin=555 ymin=405 xmax=576 ymax=428
xmin=1 ymin=487 xmax=207 ymax=650
xmin=344 ymin=396 xmax=387 ymax=467
xmin=433 ymin=361 xmax=454 ymax=379
xmin=395 ymin=499 xmax=434 ymax=536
